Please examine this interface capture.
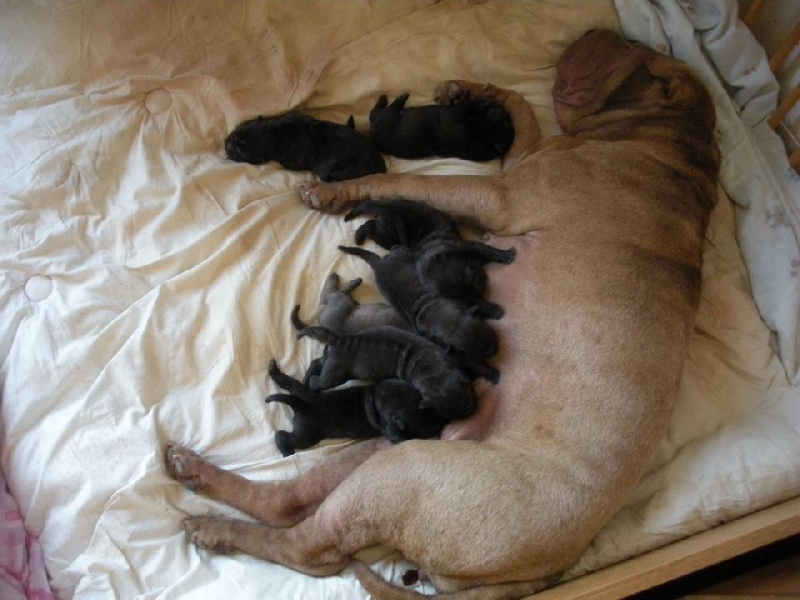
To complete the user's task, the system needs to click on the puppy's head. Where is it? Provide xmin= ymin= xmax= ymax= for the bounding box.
xmin=553 ymin=29 xmax=715 ymax=138
xmin=225 ymin=112 xmax=304 ymax=164
xmin=421 ymin=369 xmax=477 ymax=421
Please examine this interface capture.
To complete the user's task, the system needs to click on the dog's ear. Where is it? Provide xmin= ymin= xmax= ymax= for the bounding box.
xmin=643 ymin=54 xmax=700 ymax=109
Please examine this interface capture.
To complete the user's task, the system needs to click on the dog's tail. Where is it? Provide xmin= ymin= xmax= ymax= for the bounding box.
xmin=352 ymin=562 xmax=552 ymax=600
xmin=339 ymin=245 xmax=380 ymax=265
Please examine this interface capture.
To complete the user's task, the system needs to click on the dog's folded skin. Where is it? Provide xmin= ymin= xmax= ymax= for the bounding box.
xmin=224 ymin=111 xmax=386 ymax=181
xmin=169 ymin=30 xmax=720 ymax=599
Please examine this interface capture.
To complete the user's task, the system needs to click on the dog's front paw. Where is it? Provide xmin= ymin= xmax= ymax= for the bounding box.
xmin=165 ymin=444 xmax=216 ymax=491
xmin=298 ymin=182 xmax=348 ymax=213
xmin=435 ymin=80 xmax=465 ymax=105
xmin=184 ymin=517 xmax=236 ymax=553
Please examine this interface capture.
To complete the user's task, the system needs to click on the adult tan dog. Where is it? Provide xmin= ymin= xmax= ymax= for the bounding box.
xmin=166 ymin=30 xmax=719 ymax=599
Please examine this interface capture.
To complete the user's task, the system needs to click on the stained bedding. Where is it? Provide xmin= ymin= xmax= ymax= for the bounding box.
xmin=0 ymin=1 xmax=798 ymax=599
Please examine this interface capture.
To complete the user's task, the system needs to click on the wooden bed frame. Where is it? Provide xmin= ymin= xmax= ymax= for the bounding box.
xmin=529 ymin=497 xmax=800 ymax=599
xmin=530 ymin=4 xmax=800 ymax=596
xmin=746 ymin=0 xmax=800 ymax=168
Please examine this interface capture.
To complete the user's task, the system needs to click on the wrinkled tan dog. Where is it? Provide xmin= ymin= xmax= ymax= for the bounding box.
xmin=166 ymin=30 xmax=719 ymax=599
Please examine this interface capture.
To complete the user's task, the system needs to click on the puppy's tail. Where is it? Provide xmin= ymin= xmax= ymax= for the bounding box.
xmin=352 ymin=562 xmax=552 ymax=600
xmin=339 ymin=245 xmax=380 ymax=265
xmin=267 ymin=359 xmax=311 ymax=398
xmin=297 ymin=325 xmax=339 ymax=346
xmin=291 ymin=304 xmax=310 ymax=331
xmin=344 ymin=200 xmax=380 ymax=222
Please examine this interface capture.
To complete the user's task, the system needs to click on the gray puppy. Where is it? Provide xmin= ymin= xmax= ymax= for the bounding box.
xmin=317 ymin=273 xmax=410 ymax=334
xmin=338 ymin=245 xmax=499 ymax=383
xmin=292 ymin=310 xmax=477 ymax=421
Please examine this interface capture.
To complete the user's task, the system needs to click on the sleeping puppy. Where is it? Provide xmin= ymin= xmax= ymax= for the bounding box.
xmin=318 ymin=273 xmax=411 ymax=334
xmin=265 ymin=360 xmax=446 ymax=456
xmin=369 ymin=92 xmax=514 ymax=160
xmin=224 ymin=111 xmax=386 ymax=181
xmin=345 ymin=199 xmax=514 ymax=318
xmin=291 ymin=309 xmax=477 ymax=421
xmin=338 ymin=244 xmax=500 ymax=382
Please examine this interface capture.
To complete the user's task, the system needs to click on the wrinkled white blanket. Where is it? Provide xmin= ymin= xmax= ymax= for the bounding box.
xmin=0 ymin=1 xmax=798 ymax=599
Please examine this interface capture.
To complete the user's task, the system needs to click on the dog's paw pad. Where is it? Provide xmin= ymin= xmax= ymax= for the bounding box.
xmin=165 ymin=445 xmax=210 ymax=490
xmin=184 ymin=517 xmax=233 ymax=553
xmin=435 ymin=80 xmax=464 ymax=104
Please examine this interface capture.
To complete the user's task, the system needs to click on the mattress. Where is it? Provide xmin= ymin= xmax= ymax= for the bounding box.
xmin=0 ymin=1 xmax=798 ymax=598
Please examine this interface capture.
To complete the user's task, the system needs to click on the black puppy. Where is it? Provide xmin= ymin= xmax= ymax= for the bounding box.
xmin=318 ymin=273 xmax=411 ymax=334
xmin=338 ymin=245 xmax=499 ymax=383
xmin=265 ymin=360 xmax=446 ymax=456
xmin=369 ymin=92 xmax=514 ymax=161
xmin=345 ymin=200 xmax=515 ymax=318
xmin=225 ymin=111 xmax=386 ymax=181
xmin=345 ymin=198 xmax=460 ymax=248
xmin=414 ymin=238 xmax=516 ymax=319
xmin=292 ymin=311 xmax=477 ymax=421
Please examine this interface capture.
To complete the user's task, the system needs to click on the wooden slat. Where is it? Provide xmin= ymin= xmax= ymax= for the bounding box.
xmin=769 ymin=20 xmax=800 ymax=73
xmin=742 ymin=0 xmax=767 ymax=27
xmin=768 ymin=84 xmax=800 ymax=129
xmin=527 ymin=497 xmax=800 ymax=600
xmin=790 ymin=148 xmax=800 ymax=169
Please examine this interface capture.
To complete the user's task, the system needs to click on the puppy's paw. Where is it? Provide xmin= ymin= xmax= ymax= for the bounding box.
xmin=184 ymin=517 xmax=235 ymax=553
xmin=500 ymin=247 xmax=517 ymax=264
xmin=165 ymin=444 xmax=215 ymax=491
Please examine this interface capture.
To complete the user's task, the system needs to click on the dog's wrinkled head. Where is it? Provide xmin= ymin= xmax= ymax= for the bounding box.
xmin=553 ymin=29 xmax=715 ymax=136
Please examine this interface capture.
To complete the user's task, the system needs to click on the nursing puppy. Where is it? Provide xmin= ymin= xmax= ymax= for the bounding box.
xmin=168 ymin=30 xmax=720 ymax=599
xmin=291 ymin=308 xmax=477 ymax=421
xmin=345 ymin=198 xmax=460 ymax=248
xmin=224 ymin=111 xmax=385 ymax=181
xmin=369 ymin=92 xmax=514 ymax=160
xmin=346 ymin=200 xmax=513 ymax=317
xmin=265 ymin=360 xmax=445 ymax=455
xmin=317 ymin=273 xmax=410 ymax=334
xmin=338 ymin=244 xmax=499 ymax=381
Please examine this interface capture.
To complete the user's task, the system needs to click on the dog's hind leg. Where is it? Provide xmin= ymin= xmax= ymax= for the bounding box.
xmin=182 ymin=515 xmax=351 ymax=577
xmin=166 ymin=438 xmax=390 ymax=528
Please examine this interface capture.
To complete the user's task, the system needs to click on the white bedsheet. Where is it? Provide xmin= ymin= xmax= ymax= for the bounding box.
xmin=0 ymin=1 xmax=798 ymax=598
